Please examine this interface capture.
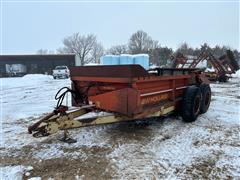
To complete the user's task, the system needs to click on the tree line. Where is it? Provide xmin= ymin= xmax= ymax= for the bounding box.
xmin=37 ymin=30 xmax=239 ymax=66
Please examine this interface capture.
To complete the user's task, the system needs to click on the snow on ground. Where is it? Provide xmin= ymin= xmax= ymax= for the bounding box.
xmin=1 ymin=74 xmax=71 ymax=121
xmin=232 ymin=69 xmax=240 ymax=78
xmin=0 ymin=165 xmax=25 ymax=180
xmin=0 ymin=165 xmax=34 ymax=180
xmin=0 ymin=74 xmax=240 ymax=179
xmin=0 ymin=75 xmax=71 ymax=149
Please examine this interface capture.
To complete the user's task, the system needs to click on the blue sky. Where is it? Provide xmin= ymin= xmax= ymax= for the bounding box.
xmin=0 ymin=1 xmax=239 ymax=54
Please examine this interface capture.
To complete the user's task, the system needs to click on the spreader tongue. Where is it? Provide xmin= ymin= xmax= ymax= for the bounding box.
xmin=28 ymin=112 xmax=55 ymax=134
xmin=28 ymin=106 xmax=68 ymax=135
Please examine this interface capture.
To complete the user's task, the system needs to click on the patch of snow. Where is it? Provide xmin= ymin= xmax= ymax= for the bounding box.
xmin=2 ymin=75 xmax=71 ymax=121
xmin=205 ymin=67 xmax=215 ymax=72
xmin=22 ymin=74 xmax=53 ymax=80
xmin=28 ymin=177 xmax=41 ymax=180
xmin=84 ymin=63 xmax=100 ymax=66
xmin=75 ymin=175 xmax=85 ymax=180
xmin=232 ymin=69 xmax=240 ymax=78
xmin=0 ymin=164 xmax=35 ymax=180
xmin=132 ymin=54 xmax=149 ymax=58
xmin=32 ymin=144 xmax=67 ymax=160
xmin=26 ymin=166 xmax=34 ymax=171
xmin=149 ymin=64 xmax=158 ymax=69
xmin=196 ymin=60 xmax=207 ymax=68
xmin=25 ymin=172 xmax=30 ymax=176
xmin=1 ymin=75 xmax=71 ymax=148
xmin=0 ymin=165 xmax=32 ymax=180
xmin=31 ymin=125 xmax=111 ymax=160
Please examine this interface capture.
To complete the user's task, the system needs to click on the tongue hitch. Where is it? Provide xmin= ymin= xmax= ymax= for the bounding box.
xmin=28 ymin=105 xmax=69 ymax=137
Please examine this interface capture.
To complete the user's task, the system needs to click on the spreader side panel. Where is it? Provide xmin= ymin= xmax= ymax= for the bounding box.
xmin=88 ymin=88 xmax=139 ymax=117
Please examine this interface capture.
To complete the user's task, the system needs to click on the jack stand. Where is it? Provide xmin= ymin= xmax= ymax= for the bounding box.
xmin=59 ymin=130 xmax=77 ymax=143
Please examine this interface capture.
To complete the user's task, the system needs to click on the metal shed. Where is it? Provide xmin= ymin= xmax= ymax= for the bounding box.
xmin=0 ymin=54 xmax=80 ymax=77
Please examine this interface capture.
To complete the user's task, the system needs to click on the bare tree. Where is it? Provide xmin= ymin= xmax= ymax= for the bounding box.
xmin=108 ymin=44 xmax=128 ymax=55
xmin=36 ymin=49 xmax=54 ymax=54
xmin=57 ymin=33 xmax=99 ymax=65
xmin=200 ymin=43 xmax=211 ymax=52
xmin=176 ymin=42 xmax=195 ymax=55
xmin=149 ymin=47 xmax=173 ymax=66
xmin=90 ymin=42 xmax=104 ymax=63
xmin=128 ymin=30 xmax=159 ymax=54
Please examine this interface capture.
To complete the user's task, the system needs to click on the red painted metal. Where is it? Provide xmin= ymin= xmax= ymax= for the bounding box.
xmin=172 ymin=50 xmax=239 ymax=81
xmin=70 ymin=65 xmax=203 ymax=118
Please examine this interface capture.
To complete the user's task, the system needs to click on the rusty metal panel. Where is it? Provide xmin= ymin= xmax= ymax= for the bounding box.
xmin=89 ymin=88 xmax=139 ymax=116
xmin=70 ymin=65 xmax=149 ymax=78
xmin=70 ymin=65 xmax=200 ymax=117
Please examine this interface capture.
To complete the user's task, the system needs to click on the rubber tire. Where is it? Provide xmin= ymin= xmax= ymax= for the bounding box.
xmin=218 ymin=75 xmax=227 ymax=82
xmin=199 ymin=84 xmax=211 ymax=114
xmin=53 ymin=76 xmax=57 ymax=79
xmin=181 ymin=86 xmax=202 ymax=122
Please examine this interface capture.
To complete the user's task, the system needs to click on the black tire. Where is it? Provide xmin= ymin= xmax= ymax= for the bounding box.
xmin=218 ymin=75 xmax=227 ymax=82
xmin=181 ymin=86 xmax=202 ymax=122
xmin=199 ymin=84 xmax=211 ymax=114
xmin=53 ymin=76 xmax=57 ymax=79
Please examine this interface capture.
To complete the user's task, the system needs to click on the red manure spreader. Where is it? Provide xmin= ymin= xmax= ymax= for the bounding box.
xmin=28 ymin=65 xmax=211 ymax=142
